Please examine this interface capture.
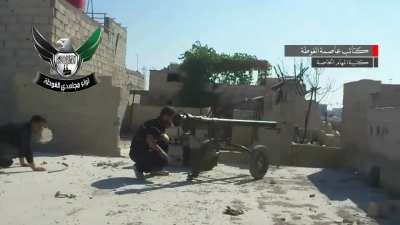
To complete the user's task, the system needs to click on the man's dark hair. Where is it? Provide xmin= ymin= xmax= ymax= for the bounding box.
xmin=160 ymin=106 xmax=176 ymax=117
xmin=30 ymin=115 xmax=47 ymax=124
xmin=145 ymin=126 xmax=161 ymax=139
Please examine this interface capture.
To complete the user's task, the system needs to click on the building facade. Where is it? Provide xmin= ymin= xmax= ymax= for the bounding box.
xmin=343 ymin=79 xmax=400 ymax=194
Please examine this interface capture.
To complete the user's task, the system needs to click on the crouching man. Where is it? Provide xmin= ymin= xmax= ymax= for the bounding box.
xmin=129 ymin=107 xmax=176 ymax=179
xmin=0 ymin=115 xmax=47 ymax=171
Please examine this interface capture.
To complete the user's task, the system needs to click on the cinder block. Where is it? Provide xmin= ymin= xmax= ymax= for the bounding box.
xmin=0 ymin=24 xmax=6 ymax=32
xmin=54 ymin=0 xmax=66 ymax=14
xmin=54 ymin=9 xmax=66 ymax=22
xmin=16 ymin=15 xmax=33 ymax=23
xmin=0 ymin=7 xmax=14 ymax=15
xmin=0 ymin=15 xmax=16 ymax=24
xmin=52 ymin=17 xmax=64 ymax=29
xmin=33 ymin=16 xmax=50 ymax=24
xmin=16 ymin=7 xmax=51 ymax=16
xmin=0 ymin=48 xmax=15 ymax=57
xmin=3 ymin=39 xmax=18 ymax=49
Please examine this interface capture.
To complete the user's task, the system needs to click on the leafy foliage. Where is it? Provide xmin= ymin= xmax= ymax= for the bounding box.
xmin=178 ymin=41 xmax=271 ymax=107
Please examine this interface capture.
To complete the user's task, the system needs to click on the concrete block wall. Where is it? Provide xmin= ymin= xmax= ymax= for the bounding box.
xmin=126 ymin=69 xmax=145 ymax=90
xmin=143 ymin=66 xmax=267 ymax=107
xmin=367 ymin=107 xmax=400 ymax=160
xmin=0 ymin=0 xmax=145 ymax=155
xmin=343 ymin=79 xmax=400 ymax=194
xmin=366 ymin=107 xmax=400 ymax=194
xmin=289 ymin=144 xmax=344 ymax=168
xmin=231 ymin=109 xmax=257 ymax=146
xmin=380 ymin=160 xmax=400 ymax=196
xmin=103 ymin=17 xmax=127 ymax=67
xmin=141 ymin=68 xmax=183 ymax=106
xmin=257 ymin=125 xmax=291 ymax=165
xmin=0 ymin=0 xmax=53 ymax=123
xmin=215 ymin=84 xmax=266 ymax=107
xmin=371 ymin=84 xmax=400 ymax=108
xmin=51 ymin=0 xmax=134 ymax=88
xmin=258 ymin=80 xmax=324 ymax=165
xmin=15 ymin=74 xmax=122 ymax=156
xmin=342 ymin=80 xmax=381 ymax=169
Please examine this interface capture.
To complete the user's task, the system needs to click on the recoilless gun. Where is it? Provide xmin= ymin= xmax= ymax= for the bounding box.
xmin=173 ymin=113 xmax=280 ymax=181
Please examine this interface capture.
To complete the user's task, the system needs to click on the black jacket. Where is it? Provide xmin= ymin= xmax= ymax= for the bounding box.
xmin=130 ymin=118 xmax=169 ymax=156
xmin=0 ymin=122 xmax=33 ymax=163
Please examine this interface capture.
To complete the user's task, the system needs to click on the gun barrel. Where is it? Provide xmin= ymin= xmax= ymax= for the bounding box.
xmin=180 ymin=114 xmax=279 ymax=129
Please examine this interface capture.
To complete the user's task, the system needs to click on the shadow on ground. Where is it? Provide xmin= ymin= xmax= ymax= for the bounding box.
xmin=308 ymin=168 xmax=399 ymax=225
xmin=121 ymin=165 xmax=190 ymax=174
xmin=115 ymin=174 xmax=254 ymax=195
xmin=91 ymin=172 xmax=257 ymax=195
xmin=308 ymin=168 xmax=385 ymax=211
xmin=91 ymin=177 xmax=153 ymax=189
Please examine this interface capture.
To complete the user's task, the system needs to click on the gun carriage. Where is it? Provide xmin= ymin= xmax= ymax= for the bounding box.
xmin=173 ymin=113 xmax=280 ymax=180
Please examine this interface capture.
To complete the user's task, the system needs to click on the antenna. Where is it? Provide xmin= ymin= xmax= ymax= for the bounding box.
xmin=86 ymin=0 xmax=94 ymax=19
xmin=136 ymin=54 xmax=139 ymax=72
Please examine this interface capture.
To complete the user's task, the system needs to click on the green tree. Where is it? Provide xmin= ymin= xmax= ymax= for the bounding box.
xmin=178 ymin=41 xmax=270 ymax=107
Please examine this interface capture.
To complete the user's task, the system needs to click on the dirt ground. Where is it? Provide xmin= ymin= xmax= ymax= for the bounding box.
xmin=0 ymin=153 xmax=398 ymax=225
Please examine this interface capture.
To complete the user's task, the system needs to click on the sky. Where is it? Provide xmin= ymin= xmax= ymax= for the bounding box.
xmin=92 ymin=0 xmax=400 ymax=108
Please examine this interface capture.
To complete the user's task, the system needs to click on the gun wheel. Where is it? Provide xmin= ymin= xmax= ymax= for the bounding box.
xmin=249 ymin=146 xmax=269 ymax=180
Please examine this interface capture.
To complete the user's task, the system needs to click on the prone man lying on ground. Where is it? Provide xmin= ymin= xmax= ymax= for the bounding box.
xmin=129 ymin=106 xmax=176 ymax=179
xmin=0 ymin=115 xmax=48 ymax=171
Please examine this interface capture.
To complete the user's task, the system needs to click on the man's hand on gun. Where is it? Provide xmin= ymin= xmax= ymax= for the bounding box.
xmin=148 ymin=142 xmax=169 ymax=159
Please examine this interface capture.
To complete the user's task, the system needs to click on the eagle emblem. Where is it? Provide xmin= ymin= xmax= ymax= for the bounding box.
xmin=32 ymin=26 xmax=101 ymax=78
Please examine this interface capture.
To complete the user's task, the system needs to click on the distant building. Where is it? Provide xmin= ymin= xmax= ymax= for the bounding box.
xmin=328 ymin=107 xmax=342 ymax=122
xmin=140 ymin=63 xmax=267 ymax=113
xmin=319 ymin=104 xmax=328 ymax=121
xmin=140 ymin=64 xmax=184 ymax=106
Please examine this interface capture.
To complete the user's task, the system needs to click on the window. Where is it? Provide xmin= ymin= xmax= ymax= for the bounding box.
xmin=376 ymin=126 xmax=380 ymax=136
xmin=383 ymin=126 xmax=389 ymax=135
xmin=167 ymin=73 xmax=181 ymax=82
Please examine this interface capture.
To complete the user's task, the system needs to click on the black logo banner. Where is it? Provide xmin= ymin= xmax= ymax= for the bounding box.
xmin=35 ymin=73 xmax=97 ymax=92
